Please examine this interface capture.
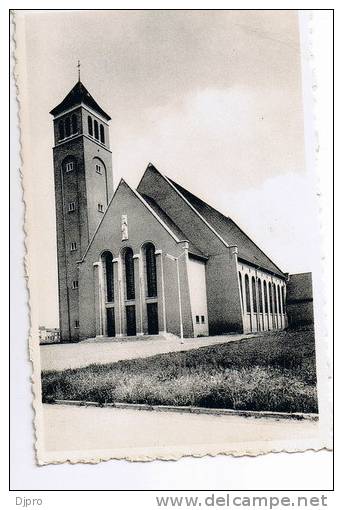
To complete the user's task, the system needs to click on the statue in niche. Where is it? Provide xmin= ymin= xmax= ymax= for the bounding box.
xmin=121 ymin=214 xmax=128 ymax=241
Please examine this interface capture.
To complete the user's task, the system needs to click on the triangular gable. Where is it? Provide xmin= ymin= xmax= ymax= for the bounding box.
xmin=79 ymin=178 xmax=182 ymax=263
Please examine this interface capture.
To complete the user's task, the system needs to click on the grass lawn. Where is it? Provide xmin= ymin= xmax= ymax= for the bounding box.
xmin=41 ymin=328 xmax=318 ymax=413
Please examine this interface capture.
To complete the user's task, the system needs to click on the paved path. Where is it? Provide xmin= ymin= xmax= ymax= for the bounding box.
xmin=40 ymin=333 xmax=254 ymax=371
xmin=41 ymin=404 xmax=320 ymax=462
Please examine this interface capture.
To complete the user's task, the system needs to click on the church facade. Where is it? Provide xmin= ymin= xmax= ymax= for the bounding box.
xmin=51 ymin=81 xmax=288 ymax=343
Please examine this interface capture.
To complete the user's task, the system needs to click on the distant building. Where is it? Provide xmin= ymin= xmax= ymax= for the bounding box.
xmin=50 ymin=80 xmax=311 ymax=342
xmin=39 ymin=326 xmax=60 ymax=344
xmin=286 ymin=273 xmax=314 ymax=328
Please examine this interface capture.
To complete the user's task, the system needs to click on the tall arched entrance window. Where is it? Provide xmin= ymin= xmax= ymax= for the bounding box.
xmin=144 ymin=243 xmax=157 ymax=297
xmin=102 ymin=251 xmax=114 ymax=302
xmin=122 ymin=247 xmax=136 ymax=336
xmin=124 ymin=248 xmax=135 ymax=300
xmin=143 ymin=242 xmax=159 ymax=335
xmin=101 ymin=251 xmax=115 ymax=337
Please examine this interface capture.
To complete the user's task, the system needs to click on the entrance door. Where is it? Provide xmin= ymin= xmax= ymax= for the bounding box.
xmin=126 ymin=305 xmax=136 ymax=336
xmin=106 ymin=307 xmax=115 ymax=337
xmin=147 ymin=302 xmax=159 ymax=335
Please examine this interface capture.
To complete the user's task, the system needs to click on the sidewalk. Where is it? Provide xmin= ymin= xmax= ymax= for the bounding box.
xmin=40 ymin=333 xmax=255 ymax=371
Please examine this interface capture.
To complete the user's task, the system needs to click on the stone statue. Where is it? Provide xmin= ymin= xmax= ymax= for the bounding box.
xmin=121 ymin=214 xmax=128 ymax=241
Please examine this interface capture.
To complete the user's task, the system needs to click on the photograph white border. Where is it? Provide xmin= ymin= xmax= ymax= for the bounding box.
xmin=7 ymin=2 xmax=334 ymax=495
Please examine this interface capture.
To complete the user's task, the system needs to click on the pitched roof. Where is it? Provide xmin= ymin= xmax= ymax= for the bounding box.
xmin=141 ymin=194 xmax=207 ymax=259
xmin=168 ymin=178 xmax=285 ymax=277
xmin=80 ymin=179 xmax=200 ymax=263
xmin=50 ymin=81 xmax=111 ymax=120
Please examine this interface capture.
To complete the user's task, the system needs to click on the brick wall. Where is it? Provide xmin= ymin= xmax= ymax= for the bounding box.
xmin=52 ymin=106 xmax=113 ymax=342
xmin=286 ymin=272 xmax=314 ymax=328
xmin=78 ymin=181 xmax=194 ymax=340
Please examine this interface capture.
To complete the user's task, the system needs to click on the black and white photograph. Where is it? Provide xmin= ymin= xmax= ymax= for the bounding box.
xmin=12 ymin=9 xmax=332 ymax=467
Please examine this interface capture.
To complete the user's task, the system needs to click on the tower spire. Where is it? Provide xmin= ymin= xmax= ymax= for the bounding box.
xmin=77 ymin=60 xmax=81 ymax=82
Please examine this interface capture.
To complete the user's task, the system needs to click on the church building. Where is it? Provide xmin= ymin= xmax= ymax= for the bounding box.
xmin=51 ymin=80 xmax=289 ymax=343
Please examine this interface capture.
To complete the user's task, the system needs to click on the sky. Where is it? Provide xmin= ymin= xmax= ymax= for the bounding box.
xmin=19 ymin=10 xmax=320 ymax=328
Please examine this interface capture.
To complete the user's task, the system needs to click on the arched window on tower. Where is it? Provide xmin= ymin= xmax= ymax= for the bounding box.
xmin=245 ymin=274 xmax=251 ymax=313
xmin=94 ymin=120 xmax=99 ymax=140
xmin=58 ymin=120 xmax=65 ymax=140
xmin=65 ymin=117 xmax=71 ymax=137
xmin=268 ymin=282 xmax=273 ymax=314
xmin=102 ymin=251 xmax=114 ymax=302
xmin=144 ymin=243 xmax=157 ymax=297
xmin=88 ymin=116 xmax=93 ymax=136
xmin=252 ymin=276 xmax=257 ymax=313
xmin=263 ymin=280 xmax=268 ymax=313
xmin=123 ymin=248 xmax=135 ymax=300
xmin=71 ymin=114 xmax=77 ymax=134
xmin=100 ymin=124 xmax=105 ymax=144
xmin=258 ymin=278 xmax=263 ymax=313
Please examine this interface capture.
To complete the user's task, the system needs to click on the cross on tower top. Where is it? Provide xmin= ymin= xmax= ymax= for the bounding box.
xmin=77 ymin=60 xmax=81 ymax=82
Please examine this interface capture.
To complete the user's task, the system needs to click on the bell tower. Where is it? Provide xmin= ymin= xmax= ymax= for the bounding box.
xmin=50 ymin=79 xmax=113 ymax=342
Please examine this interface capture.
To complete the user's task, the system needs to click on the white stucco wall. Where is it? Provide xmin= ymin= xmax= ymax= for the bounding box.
xmin=237 ymin=260 xmax=287 ymax=333
xmin=188 ymin=257 xmax=209 ymax=337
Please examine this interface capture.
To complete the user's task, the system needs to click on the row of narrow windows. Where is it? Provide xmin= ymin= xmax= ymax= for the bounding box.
xmin=101 ymin=244 xmax=157 ymax=303
xmin=87 ymin=116 xmax=105 ymax=144
xmin=58 ymin=114 xmax=105 ymax=145
xmin=70 ymin=243 xmax=157 ymax=299
xmin=239 ymin=272 xmax=286 ymax=316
